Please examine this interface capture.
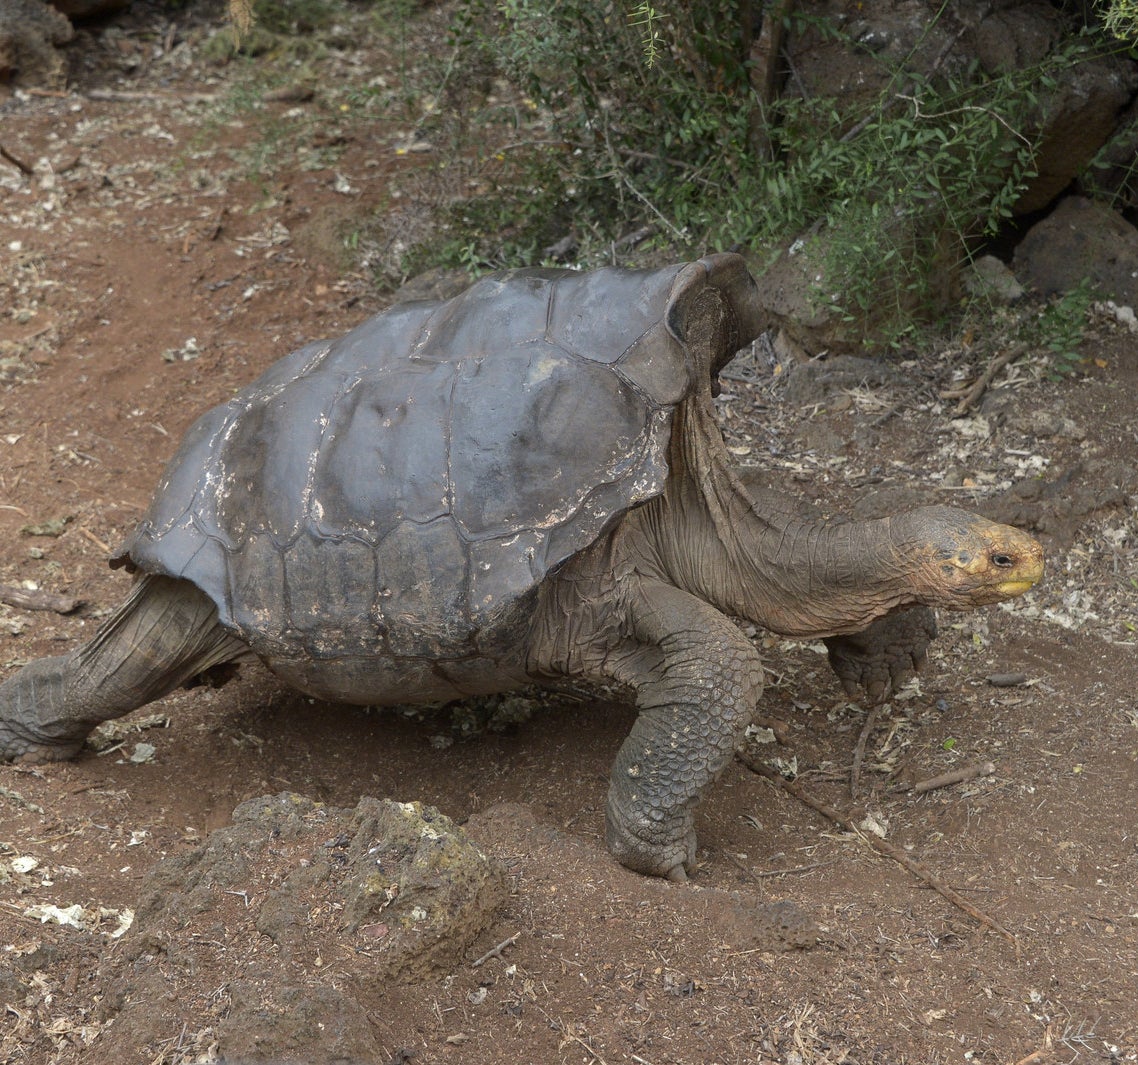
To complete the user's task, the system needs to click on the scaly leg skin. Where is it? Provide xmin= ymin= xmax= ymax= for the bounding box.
xmin=604 ymin=581 xmax=764 ymax=881
xmin=0 ymin=574 xmax=248 ymax=763
xmin=0 ymin=655 xmax=91 ymax=762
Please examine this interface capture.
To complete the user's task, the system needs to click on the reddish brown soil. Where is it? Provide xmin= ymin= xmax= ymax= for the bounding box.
xmin=1 ymin=5 xmax=1136 ymax=1064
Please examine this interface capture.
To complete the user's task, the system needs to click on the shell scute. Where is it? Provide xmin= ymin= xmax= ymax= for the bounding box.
xmin=226 ymin=531 xmax=288 ymax=645
xmin=312 ymin=364 xmax=454 ymax=537
xmin=448 ymin=341 xmax=651 ymax=543
xmin=212 ymin=375 xmax=329 ymax=548
xmin=373 ymin=519 xmax=470 ymax=656
xmin=546 ymin=264 xmax=686 ymax=365
xmin=283 ymin=535 xmax=378 ymax=653
xmin=417 ymin=271 xmax=553 ymax=359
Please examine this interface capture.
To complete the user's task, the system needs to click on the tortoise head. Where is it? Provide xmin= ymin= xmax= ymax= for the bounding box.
xmin=900 ymin=506 xmax=1045 ymax=609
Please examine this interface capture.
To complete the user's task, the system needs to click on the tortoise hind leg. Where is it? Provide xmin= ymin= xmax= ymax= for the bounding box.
xmin=0 ymin=574 xmax=249 ymax=763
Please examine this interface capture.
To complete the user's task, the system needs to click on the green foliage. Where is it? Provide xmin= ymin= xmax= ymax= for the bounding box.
xmin=428 ymin=0 xmax=756 ymax=269
xmin=784 ymin=69 xmax=1043 ymax=339
xmin=1102 ymin=0 xmax=1138 ymax=40
xmin=1032 ymin=278 xmax=1096 ymax=377
xmin=629 ymin=2 xmax=666 ymax=66
xmin=403 ymin=1 xmax=1125 ymax=341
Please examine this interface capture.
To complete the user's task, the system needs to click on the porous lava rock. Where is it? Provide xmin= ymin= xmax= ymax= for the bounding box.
xmin=0 ymin=0 xmax=73 ymax=87
xmin=1014 ymin=196 xmax=1138 ymax=304
xmin=97 ymin=793 xmax=506 ymax=1062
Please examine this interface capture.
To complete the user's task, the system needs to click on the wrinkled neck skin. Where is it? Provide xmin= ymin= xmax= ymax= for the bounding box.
xmin=624 ymin=399 xmax=928 ymax=639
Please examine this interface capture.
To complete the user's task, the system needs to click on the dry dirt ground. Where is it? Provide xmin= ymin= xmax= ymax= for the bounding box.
xmin=2 ymin=4 xmax=1137 ymax=1064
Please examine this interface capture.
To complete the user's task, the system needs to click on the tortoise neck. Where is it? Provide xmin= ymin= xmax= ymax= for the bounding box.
xmin=646 ymin=400 xmax=919 ymax=638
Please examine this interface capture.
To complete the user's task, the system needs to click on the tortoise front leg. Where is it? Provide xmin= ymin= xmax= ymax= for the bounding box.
xmin=0 ymin=574 xmax=248 ymax=763
xmin=823 ymin=606 xmax=938 ymax=705
xmin=604 ymin=581 xmax=763 ymax=880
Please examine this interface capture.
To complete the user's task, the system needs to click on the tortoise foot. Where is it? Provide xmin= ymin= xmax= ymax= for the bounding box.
xmin=0 ymin=655 xmax=92 ymax=763
xmin=604 ymin=799 xmax=697 ymax=881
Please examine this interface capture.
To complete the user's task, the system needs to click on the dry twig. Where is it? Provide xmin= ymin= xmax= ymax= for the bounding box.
xmin=850 ymin=704 xmax=880 ymax=798
xmin=738 ymin=749 xmax=1018 ymax=945
xmin=79 ymin=527 xmax=112 ymax=554
xmin=563 ymin=1029 xmax=609 ymax=1065
xmin=911 ymin=761 xmax=996 ymax=795
xmin=945 ymin=342 xmax=1028 ymax=416
xmin=753 ymin=714 xmax=791 ymax=745
xmin=471 ymin=933 xmax=519 ymax=968
xmin=84 ymin=89 xmax=219 ymax=104
xmin=0 ymin=145 xmax=34 ymax=176
xmin=0 ymin=583 xmax=82 ymax=615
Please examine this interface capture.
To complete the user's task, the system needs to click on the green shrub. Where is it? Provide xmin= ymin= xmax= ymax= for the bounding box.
xmin=404 ymin=2 xmax=1124 ymax=341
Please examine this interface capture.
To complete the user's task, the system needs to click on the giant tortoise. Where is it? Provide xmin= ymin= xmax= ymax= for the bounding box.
xmin=0 ymin=254 xmax=1044 ymax=879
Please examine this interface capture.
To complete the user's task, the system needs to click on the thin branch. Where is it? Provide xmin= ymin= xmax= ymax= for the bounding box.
xmin=948 ymin=342 xmax=1029 ymax=415
xmin=471 ymin=933 xmax=519 ymax=968
xmin=564 ymin=1030 xmax=609 ymax=1065
xmin=0 ymin=583 xmax=83 ymax=615
xmin=897 ymin=94 xmax=1034 ymax=149
xmin=0 ymin=145 xmax=34 ymax=176
xmin=84 ymin=90 xmax=219 ymax=103
xmin=79 ymin=527 xmax=112 ymax=554
xmin=850 ymin=704 xmax=880 ymax=799
xmin=737 ymin=749 xmax=1018 ymax=945
xmin=911 ymin=761 xmax=996 ymax=795
xmin=839 ymin=25 xmax=969 ymax=145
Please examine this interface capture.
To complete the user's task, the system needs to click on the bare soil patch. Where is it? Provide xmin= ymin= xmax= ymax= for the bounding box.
xmin=1 ymin=4 xmax=1136 ymax=1063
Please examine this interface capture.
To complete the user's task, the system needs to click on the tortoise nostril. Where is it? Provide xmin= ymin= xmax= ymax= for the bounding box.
xmin=992 ymin=553 xmax=1014 ymax=568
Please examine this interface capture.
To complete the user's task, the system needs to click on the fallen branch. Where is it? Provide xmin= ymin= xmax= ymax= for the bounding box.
xmin=563 ymin=1029 xmax=609 ymax=1065
xmin=0 ymin=583 xmax=83 ymax=615
xmin=726 ymin=850 xmax=833 ymax=883
xmin=0 ymin=145 xmax=34 ymax=177
xmin=471 ymin=932 xmax=519 ymax=968
xmin=947 ymin=342 xmax=1028 ymax=416
xmin=737 ymin=749 xmax=1017 ymax=945
xmin=911 ymin=761 xmax=996 ymax=795
xmin=746 ymin=0 xmax=795 ymax=161
xmin=79 ymin=527 xmax=112 ymax=554
xmin=752 ymin=714 xmax=791 ymax=745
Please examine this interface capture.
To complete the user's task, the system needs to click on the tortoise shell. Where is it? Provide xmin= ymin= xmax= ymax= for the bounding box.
xmin=112 ymin=254 xmax=762 ymax=666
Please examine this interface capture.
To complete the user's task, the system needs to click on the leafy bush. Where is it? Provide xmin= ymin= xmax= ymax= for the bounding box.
xmin=405 ymin=2 xmax=1123 ymax=340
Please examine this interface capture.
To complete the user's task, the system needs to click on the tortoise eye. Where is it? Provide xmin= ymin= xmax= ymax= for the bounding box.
xmin=991 ymin=553 xmax=1014 ymax=568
